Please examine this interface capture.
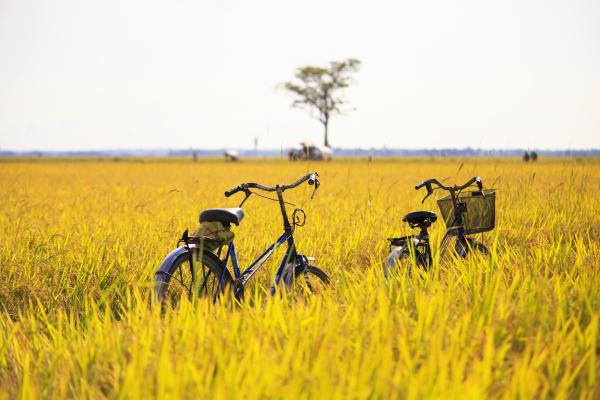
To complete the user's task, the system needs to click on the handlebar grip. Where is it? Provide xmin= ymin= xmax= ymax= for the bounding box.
xmin=415 ymin=181 xmax=427 ymax=190
xmin=224 ymin=185 xmax=242 ymax=197
xmin=309 ymin=174 xmax=320 ymax=199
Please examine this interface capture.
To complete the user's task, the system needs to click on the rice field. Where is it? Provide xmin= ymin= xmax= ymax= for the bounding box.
xmin=0 ymin=157 xmax=598 ymax=398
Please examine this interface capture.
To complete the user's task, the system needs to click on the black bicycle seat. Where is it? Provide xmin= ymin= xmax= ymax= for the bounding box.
xmin=403 ymin=211 xmax=437 ymax=226
xmin=200 ymin=208 xmax=245 ymax=225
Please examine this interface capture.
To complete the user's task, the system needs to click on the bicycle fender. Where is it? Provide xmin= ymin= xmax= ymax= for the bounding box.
xmin=156 ymin=247 xmax=225 ymax=275
xmin=384 ymin=246 xmax=406 ymax=276
xmin=156 ymin=247 xmax=189 ymax=275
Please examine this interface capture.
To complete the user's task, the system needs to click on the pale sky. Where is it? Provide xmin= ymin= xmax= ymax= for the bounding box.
xmin=1 ymin=0 xmax=599 ymax=151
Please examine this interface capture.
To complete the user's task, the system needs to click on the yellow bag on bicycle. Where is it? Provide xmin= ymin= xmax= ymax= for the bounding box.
xmin=192 ymin=221 xmax=235 ymax=252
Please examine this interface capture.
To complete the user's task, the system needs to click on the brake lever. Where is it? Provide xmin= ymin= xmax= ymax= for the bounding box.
xmin=238 ymin=188 xmax=252 ymax=207
xmin=310 ymin=179 xmax=320 ymax=199
xmin=421 ymin=183 xmax=433 ymax=203
xmin=475 ymin=176 xmax=484 ymax=196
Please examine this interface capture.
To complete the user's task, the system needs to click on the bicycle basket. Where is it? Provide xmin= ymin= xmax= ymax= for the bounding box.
xmin=437 ymin=189 xmax=496 ymax=234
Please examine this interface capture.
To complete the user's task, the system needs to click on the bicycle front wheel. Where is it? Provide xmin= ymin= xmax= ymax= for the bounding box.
xmin=445 ymin=236 xmax=490 ymax=259
xmin=154 ymin=249 xmax=232 ymax=308
xmin=290 ymin=264 xmax=330 ymax=295
xmin=463 ymin=237 xmax=490 ymax=257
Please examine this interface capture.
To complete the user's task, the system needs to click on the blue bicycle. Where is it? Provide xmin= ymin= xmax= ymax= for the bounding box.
xmin=154 ymin=172 xmax=330 ymax=305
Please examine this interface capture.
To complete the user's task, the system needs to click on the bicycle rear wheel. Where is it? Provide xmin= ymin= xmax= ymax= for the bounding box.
xmin=154 ymin=250 xmax=232 ymax=308
xmin=385 ymin=246 xmax=411 ymax=276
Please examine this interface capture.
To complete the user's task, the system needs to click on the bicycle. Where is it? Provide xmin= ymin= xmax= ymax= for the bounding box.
xmin=154 ymin=172 xmax=330 ymax=306
xmin=385 ymin=176 xmax=496 ymax=274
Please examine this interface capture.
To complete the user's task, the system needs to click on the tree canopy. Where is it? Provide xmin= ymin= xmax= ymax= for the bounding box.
xmin=283 ymin=58 xmax=361 ymax=148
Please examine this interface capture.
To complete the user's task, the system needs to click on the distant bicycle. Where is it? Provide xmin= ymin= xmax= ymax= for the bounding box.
xmin=385 ymin=176 xmax=496 ymax=274
xmin=155 ymin=172 xmax=329 ymax=306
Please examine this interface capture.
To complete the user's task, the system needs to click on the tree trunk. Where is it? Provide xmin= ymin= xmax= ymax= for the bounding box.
xmin=323 ymin=117 xmax=329 ymax=148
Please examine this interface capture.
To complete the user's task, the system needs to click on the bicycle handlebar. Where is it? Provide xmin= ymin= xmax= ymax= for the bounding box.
xmin=224 ymin=172 xmax=319 ymax=198
xmin=415 ymin=176 xmax=482 ymax=192
xmin=415 ymin=181 xmax=428 ymax=190
xmin=415 ymin=176 xmax=483 ymax=203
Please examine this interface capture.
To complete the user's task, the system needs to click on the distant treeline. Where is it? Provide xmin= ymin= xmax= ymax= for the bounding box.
xmin=1 ymin=148 xmax=598 ymax=158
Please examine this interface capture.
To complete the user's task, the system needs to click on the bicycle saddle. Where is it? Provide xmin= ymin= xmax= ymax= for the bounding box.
xmin=403 ymin=211 xmax=437 ymax=227
xmin=200 ymin=208 xmax=245 ymax=225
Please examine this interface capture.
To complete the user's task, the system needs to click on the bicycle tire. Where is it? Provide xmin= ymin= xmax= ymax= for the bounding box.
xmin=451 ymin=236 xmax=490 ymax=258
xmin=291 ymin=264 xmax=330 ymax=294
xmin=465 ymin=237 xmax=490 ymax=256
xmin=154 ymin=250 xmax=232 ymax=308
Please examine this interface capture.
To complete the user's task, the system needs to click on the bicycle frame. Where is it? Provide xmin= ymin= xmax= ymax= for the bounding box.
xmin=217 ymin=230 xmax=300 ymax=298
xmin=214 ymin=184 xmax=313 ymax=300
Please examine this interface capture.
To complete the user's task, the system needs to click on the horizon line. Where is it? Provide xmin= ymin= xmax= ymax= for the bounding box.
xmin=1 ymin=146 xmax=599 ymax=153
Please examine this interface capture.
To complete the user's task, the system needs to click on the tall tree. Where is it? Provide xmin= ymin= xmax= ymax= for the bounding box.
xmin=283 ymin=58 xmax=361 ymax=148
